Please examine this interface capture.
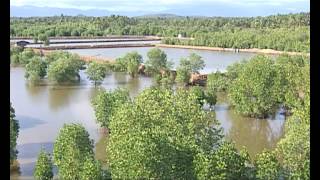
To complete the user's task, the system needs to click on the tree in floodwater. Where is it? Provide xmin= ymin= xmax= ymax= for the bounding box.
xmin=107 ymin=87 xmax=224 ymax=179
xmin=53 ymin=123 xmax=95 ymax=180
xmin=176 ymin=53 xmax=205 ymax=85
xmin=189 ymin=86 xmax=206 ymax=107
xmin=206 ymin=71 xmax=229 ymax=92
xmin=254 ymin=150 xmax=281 ymax=180
xmin=86 ymin=61 xmax=107 ymax=86
xmin=124 ymin=51 xmax=143 ymax=78
xmin=34 ymin=149 xmax=54 ymax=180
xmin=10 ymin=102 xmax=19 ymax=165
xmin=205 ymin=90 xmax=217 ymax=110
xmin=145 ymin=48 xmax=173 ymax=82
xmin=275 ymin=91 xmax=309 ymax=179
xmin=91 ymin=88 xmax=130 ymax=129
xmin=47 ymin=55 xmax=85 ymax=84
xmin=228 ymin=55 xmax=278 ymax=117
xmin=25 ymin=56 xmax=47 ymax=84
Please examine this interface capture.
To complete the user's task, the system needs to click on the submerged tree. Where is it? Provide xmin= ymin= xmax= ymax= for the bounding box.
xmin=47 ymin=54 xmax=85 ymax=84
xmin=34 ymin=149 xmax=54 ymax=180
xmin=124 ymin=51 xmax=143 ymax=78
xmin=228 ymin=55 xmax=278 ymax=117
xmin=25 ymin=56 xmax=47 ymax=84
xmin=86 ymin=61 xmax=107 ymax=86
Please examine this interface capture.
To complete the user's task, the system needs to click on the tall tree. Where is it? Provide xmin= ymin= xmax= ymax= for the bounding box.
xmin=107 ymin=88 xmax=223 ymax=179
xmin=53 ymin=123 xmax=94 ymax=180
xmin=34 ymin=149 xmax=54 ymax=180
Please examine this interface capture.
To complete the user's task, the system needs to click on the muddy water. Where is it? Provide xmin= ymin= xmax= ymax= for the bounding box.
xmin=67 ymin=47 xmax=256 ymax=73
xmin=10 ymin=50 xmax=284 ymax=178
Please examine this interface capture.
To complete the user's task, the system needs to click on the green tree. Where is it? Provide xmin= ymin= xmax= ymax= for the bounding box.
xmin=255 ymin=150 xmax=281 ymax=180
xmin=53 ymin=123 xmax=94 ymax=180
xmin=188 ymin=53 xmax=205 ymax=73
xmin=86 ymin=61 xmax=107 ymax=86
xmin=47 ymin=55 xmax=84 ymax=84
xmin=19 ymin=48 xmax=38 ymax=65
xmin=194 ymin=141 xmax=253 ymax=180
xmin=205 ymin=90 xmax=217 ymax=109
xmin=189 ymin=86 xmax=206 ymax=107
xmin=25 ymin=56 xmax=47 ymax=84
xmin=79 ymin=157 xmax=103 ymax=180
xmin=10 ymin=102 xmax=19 ymax=165
xmin=207 ymin=71 xmax=229 ymax=92
xmin=276 ymin=92 xmax=309 ymax=179
xmin=107 ymin=88 xmax=223 ymax=179
xmin=145 ymin=48 xmax=171 ymax=74
xmin=34 ymin=149 xmax=54 ymax=180
xmin=124 ymin=51 xmax=143 ymax=78
xmin=38 ymin=34 xmax=49 ymax=45
xmin=91 ymin=88 xmax=130 ymax=128
xmin=228 ymin=55 xmax=278 ymax=117
xmin=176 ymin=67 xmax=190 ymax=85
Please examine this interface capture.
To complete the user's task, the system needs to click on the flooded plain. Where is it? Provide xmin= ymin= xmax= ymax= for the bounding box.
xmin=10 ymin=48 xmax=284 ymax=178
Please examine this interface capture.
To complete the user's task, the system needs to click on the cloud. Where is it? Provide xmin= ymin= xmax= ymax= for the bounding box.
xmin=11 ymin=0 xmax=309 ymax=10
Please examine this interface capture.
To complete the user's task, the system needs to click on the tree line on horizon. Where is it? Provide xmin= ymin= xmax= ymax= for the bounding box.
xmin=10 ymin=12 xmax=310 ymax=52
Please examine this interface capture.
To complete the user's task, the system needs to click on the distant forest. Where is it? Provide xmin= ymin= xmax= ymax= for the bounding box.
xmin=10 ymin=12 xmax=309 ymax=52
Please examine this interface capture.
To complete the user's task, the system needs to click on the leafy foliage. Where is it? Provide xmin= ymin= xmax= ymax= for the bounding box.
xmin=47 ymin=54 xmax=84 ymax=84
xmin=255 ymin=150 xmax=281 ymax=180
xmin=145 ymin=48 xmax=171 ymax=74
xmin=86 ymin=61 xmax=107 ymax=86
xmin=25 ymin=56 xmax=47 ymax=83
xmin=176 ymin=53 xmax=205 ymax=85
xmin=11 ymin=13 xmax=309 ymax=52
xmin=276 ymin=92 xmax=309 ymax=179
xmin=79 ymin=157 xmax=103 ymax=180
xmin=207 ymin=71 xmax=229 ymax=92
xmin=91 ymin=88 xmax=130 ymax=128
xmin=107 ymin=87 xmax=223 ymax=179
xmin=34 ymin=149 xmax=54 ymax=180
xmin=10 ymin=103 xmax=19 ymax=165
xmin=194 ymin=141 xmax=253 ymax=180
xmin=53 ymin=123 xmax=94 ymax=180
xmin=228 ymin=55 xmax=278 ymax=117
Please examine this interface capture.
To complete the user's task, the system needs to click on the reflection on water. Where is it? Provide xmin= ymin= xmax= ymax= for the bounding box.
xmin=215 ymin=97 xmax=285 ymax=158
xmin=16 ymin=115 xmax=45 ymax=130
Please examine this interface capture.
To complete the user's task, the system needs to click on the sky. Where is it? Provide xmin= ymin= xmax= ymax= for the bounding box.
xmin=10 ymin=0 xmax=310 ymax=17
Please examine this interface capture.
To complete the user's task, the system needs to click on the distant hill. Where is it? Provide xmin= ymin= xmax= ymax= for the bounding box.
xmin=10 ymin=6 xmax=111 ymax=17
xmin=135 ymin=13 xmax=183 ymax=18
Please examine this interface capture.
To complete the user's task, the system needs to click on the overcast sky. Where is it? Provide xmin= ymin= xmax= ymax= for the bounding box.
xmin=10 ymin=0 xmax=309 ymax=16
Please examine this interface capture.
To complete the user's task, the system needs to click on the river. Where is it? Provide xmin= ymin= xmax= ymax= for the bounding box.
xmin=10 ymin=47 xmax=285 ymax=179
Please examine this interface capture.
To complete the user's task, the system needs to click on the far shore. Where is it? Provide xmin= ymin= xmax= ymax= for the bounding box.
xmin=155 ymin=44 xmax=310 ymax=56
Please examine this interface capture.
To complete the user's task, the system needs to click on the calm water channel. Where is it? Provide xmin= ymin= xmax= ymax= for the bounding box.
xmin=10 ymin=47 xmax=285 ymax=179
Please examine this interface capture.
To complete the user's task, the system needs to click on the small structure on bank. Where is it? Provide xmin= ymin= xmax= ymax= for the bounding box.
xmin=15 ymin=41 xmax=30 ymax=48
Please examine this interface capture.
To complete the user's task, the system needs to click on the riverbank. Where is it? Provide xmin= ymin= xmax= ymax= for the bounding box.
xmin=155 ymin=44 xmax=310 ymax=56
xmin=32 ymin=49 xmax=115 ymax=63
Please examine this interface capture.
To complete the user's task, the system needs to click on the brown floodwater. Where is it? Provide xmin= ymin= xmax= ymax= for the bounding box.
xmin=10 ymin=63 xmax=285 ymax=178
